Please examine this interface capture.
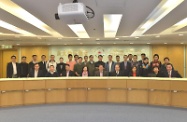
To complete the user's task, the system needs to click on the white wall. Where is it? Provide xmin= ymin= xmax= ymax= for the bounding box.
xmin=49 ymin=45 xmax=151 ymax=63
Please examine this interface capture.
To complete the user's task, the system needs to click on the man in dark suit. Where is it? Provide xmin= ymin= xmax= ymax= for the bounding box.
xmin=19 ymin=56 xmax=29 ymax=77
xmin=160 ymin=63 xmax=182 ymax=78
xmin=45 ymin=65 xmax=59 ymax=77
xmin=105 ymin=55 xmax=116 ymax=75
xmin=28 ymin=55 xmax=38 ymax=72
xmin=56 ymin=57 xmax=66 ymax=76
xmin=95 ymin=65 xmax=108 ymax=77
xmin=116 ymin=55 xmax=120 ymax=65
xmin=6 ymin=55 xmax=20 ymax=78
xmin=138 ymin=53 xmax=146 ymax=67
xmin=95 ymin=55 xmax=105 ymax=70
xmin=28 ymin=63 xmax=43 ymax=77
xmin=62 ymin=64 xmax=75 ymax=77
xmin=120 ymin=55 xmax=132 ymax=76
xmin=110 ymin=64 xmax=124 ymax=76
xmin=38 ymin=55 xmax=47 ymax=76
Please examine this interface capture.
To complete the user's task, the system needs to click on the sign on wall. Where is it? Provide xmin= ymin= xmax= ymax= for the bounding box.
xmin=49 ymin=45 xmax=151 ymax=63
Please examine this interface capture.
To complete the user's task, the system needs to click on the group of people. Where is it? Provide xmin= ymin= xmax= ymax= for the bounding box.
xmin=6 ymin=53 xmax=182 ymax=78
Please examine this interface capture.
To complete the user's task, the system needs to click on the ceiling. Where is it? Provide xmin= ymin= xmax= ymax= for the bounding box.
xmin=0 ymin=0 xmax=187 ymax=46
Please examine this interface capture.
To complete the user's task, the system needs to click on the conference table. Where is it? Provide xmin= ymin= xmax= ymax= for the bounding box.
xmin=0 ymin=77 xmax=187 ymax=108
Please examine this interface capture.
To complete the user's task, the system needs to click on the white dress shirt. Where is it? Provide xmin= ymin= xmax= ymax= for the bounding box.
xmin=34 ymin=70 xmax=38 ymax=78
xmin=12 ymin=62 xmax=17 ymax=75
xmin=108 ymin=62 xmax=112 ymax=72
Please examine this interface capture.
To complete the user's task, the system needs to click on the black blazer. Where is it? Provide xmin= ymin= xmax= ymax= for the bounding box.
xmin=45 ymin=72 xmax=59 ymax=77
xmin=56 ymin=63 xmax=66 ymax=75
xmin=6 ymin=62 xmax=20 ymax=78
xmin=19 ymin=62 xmax=29 ymax=77
xmin=110 ymin=71 xmax=124 ymax=77
xmin=120 ymin=61 xmax=132 ymax=76
xmin=28 ymin=70 xmax=43 ymax=77
xmin=62 ymin=71 xmax=75 ymax=77
xmin=161 ymin=70 xmax=182 ymax=78
xmin=38 ymin=61 xmax=47 ymax=75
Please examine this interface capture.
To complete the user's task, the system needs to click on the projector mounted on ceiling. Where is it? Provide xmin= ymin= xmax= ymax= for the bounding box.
xmin=55 ymin=0 xmax=95 ymax=24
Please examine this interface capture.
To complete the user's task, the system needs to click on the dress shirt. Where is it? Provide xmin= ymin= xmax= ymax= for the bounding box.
xmin=12 ymin=62 xmax=17 ymax=75
xmin=108 ymin=61 xmax=112 ymax=72
xmin=34 ymin=70 xmax=38 ymax=78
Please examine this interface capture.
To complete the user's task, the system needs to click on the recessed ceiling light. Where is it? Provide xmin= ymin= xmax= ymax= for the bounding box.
xmin=77 ymin=38 xmax=81 ymax=40
xmin=68 ymin=24 xmax=90 ymax=38
xmin=58 ymin=38 xmax=62 ymax=39
xmin=164 ymin=43 xmax=167 ymax=44
xmin=130 ymin=43 xmax=134 ymax=44
xmin=80 ymin=42 xmax=83 ymax=44
xmin=132 ymin=0 xmax=184 ymax=36
xmin=47 ymin=44 xmax=51 ymax=45
xmin=180 ymin=42 xmax=184 ymax=44
xmin=96 ymin=38 xmax=100 ymax=40
xmin=97 ymin=43 xmax=100 ymax=44
xmin=113 ymin=42 xmax=116 ymax=44
xmin=135 ymin=37 xmax=139 ymax=39
xmin=104 ymin=14 xmax=123 ymax=37
xmin=179 ymin=34 xmax=184 ymax=36
xmin=16 ymin=44 xmax=20 ymax=45
xmin=64 ymin=44 xmax=67 ymax=45
xmin=115 ymin=38 xmax=119 ymax=40
xmin=0 ymin=0 xmax=63 ymax=37
xmin=156 ymin=35 xmax=160 ymax=38
xmin=147 ymin=43 xmax=151 ymax=44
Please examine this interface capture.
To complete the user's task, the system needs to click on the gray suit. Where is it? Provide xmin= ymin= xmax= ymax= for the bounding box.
xmin=95 ymin=71 xmax=109 ymax=77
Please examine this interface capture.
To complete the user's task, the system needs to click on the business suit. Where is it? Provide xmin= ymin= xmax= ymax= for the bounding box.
xmin=110 ymin=71 xmax=124 ymax=77
xmin=6 ymin=62 xmax=20 ymax=78
xmin=120 ymin=61 xmax=132 ymax=76
xmin=28 ymin=61 xmax=36 ymax=72
xmin=105 ymin=61 xmax=116 ymax=75
xmin=62 ymin=71 xmax=75 ymax=77
xmin=38 ymin=61 xmax=47 ymax=75
xmin=28 ymin=70 xmax=43 ymax=77
xmin=56 ymin=63 xmax=66 ymax=75
xmin=87 ymin=61 xmax=95 ymax=76
xmin=45 ymin=72 xmax=59 ymax=77
xmin=161 ymin=70 xmax=182 ymax=78
xmin=19 ymin=62 xmax=29 ymax=77
xmin=95 ymin=71 xmax=109 ymax=76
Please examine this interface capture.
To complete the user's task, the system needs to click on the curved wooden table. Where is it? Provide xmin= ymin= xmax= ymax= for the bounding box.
xmin=0 ymin=77 xmax=187 ymax=108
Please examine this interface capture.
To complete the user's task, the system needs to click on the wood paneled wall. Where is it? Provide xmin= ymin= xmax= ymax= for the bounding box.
xmin=151 ymin=45 xmax=185 ymax=77
xmin=0 ymin=45 xmax=186 ymax=78
xmin=20 ymin=46 xmax=49 ymax=62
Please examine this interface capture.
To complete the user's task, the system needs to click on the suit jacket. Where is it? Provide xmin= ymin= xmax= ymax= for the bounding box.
xmin=45 ymin=72 xmax=59 ymax=77
xmin=161 ymin=70 xmax=182 ymax=78
xmin=87 ymin=61 xmax=95 ymax=76
xmin=56 ymin=63 xmax=66 ymax=75
xmin=95 ymin=71 xmax=109 ymax=77
xmin=105 ymin=61 xmax=116 ymax=73
xmin=38 ymin=61 xmax=47 ymax=75
xmin=120 ymin=61 xmax=132 ymax=76
xmin=19 ymin=62 xmax=29 ymax=77
xmin=28 ymin=70 xmax=43 ymax=77
xmin=110 ymin=71 xmax=124 ymax=77
xmin=6 ymin=62 xmax=20 ymax=78
xmin=62 ymin=71 xmax=75 ymax=77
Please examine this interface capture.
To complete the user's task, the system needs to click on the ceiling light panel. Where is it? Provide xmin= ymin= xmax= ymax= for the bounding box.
xmin=68 ymin=24 xmax=90 ymax=38
xmin=0 ymin=0 xmax=63 ymax=37
xmin=104 ymin=14 xmax=123 ymax=37
xmin=131 ymin=0 xmax=184 ymax=36
xmin=0 ymin=20 xmax=35 ymax=36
